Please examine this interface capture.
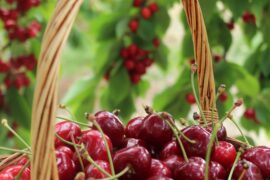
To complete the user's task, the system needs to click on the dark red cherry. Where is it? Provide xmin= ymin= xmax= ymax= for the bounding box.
xmin=185 ymin=93 xmax=196 ymax=104
xmin=113 ymin=146 xmax=151 ymax=179
xmin=85 ymin=160 xmax=111 ymax=179
xmin=139 ymin=113 xmax=173 ymax=146
xmin=244 ymin=108 xmax=256 ymax=119
xmin=141 ymin=7 xmax=152 ymax=19
xmin=174 ymin=157 xmax=205 ymax=180
xmin=242 ymin=146 xmax=270 ymax=177
xmin=128 ymin=19 xmax=139 ymax=33
xmin=148 ymin=3 xmax=159 ymax=13
xmin=122 ymin=138 xmax=146 ymax=148
xmin=147 ymin=176 xmax=173 ymax=180
xmin=180 ymin=125 xmax=212 ymax=157
xmin=219 ymin=92 xmax=228 ymax=102
xmin=55 ymin=121 xmax=81 ymax=147
xmin=148 ymin=159 xmax=171 ymax=178
xmin=162 ymin=155 xmax=184 ymax=178
xmin=233 ymin=160 xmax=263 ymax=180
xmin=94 ymin=111 xmax=125 ymax=147
xmin=80 ymin=130 xmax=113 ymax=161
xmin=0 ymin=165 xmax=30 ymax=180
xmin=212 ymin=141 xmax=236 ymax=169
xmin=160 ymin=140 xmax=180 ymax=160
xmin=56 ymin=146 xmax=74 ymax=159
xmin=205 ymin=125 xmax=227 ymax=140
xmin=125 ymin=116 xmax=144 ymax=139
xmin=17 ymin=156 xmax=29 ymax=166
xmin=133 ymin=0 xmax=143 ymax=7
xmin=56 ymin=151 xmax=76 ymax=180
xmin=210 ymin=161 xmax=226 ymax=180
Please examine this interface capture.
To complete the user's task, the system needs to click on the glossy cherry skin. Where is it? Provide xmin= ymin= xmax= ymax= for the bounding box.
xmin=147 ymin=176 xmax=173 ymax=180
xmin=85 ymin=160 xmax=111 ymax=179
xmin=56 ymin=151 xmax=76 ymax=180
xmin=56 ymin=146 xmax=74 ymax=159
xmin=174 ymin=157 xmax=206 ymax=180
xmin=17 ymin=156 xmax=29 ymax=165
xmin=113 ymin=146 xmax=151 ymax=179
xmin=125 ymin=116 xmax=144 ymax=139
xmin=122 ymin=138 xmax=146 ymax=148
xmin=94 ymin=111 xmax=125 ymax=147
xmin=55 ymin=121 xmax=81 ymax=147
xmin=242 ymin=146 xmax=270 ymax=177
xmin=160 ymin=140 xmax=180 ymax=160
xmin=139 ymin=113 xmax=173 ymax=147
xmin=210 ymin=161 xmax=226 ymax=180
xmin=212 ymin=141 xmax=236 ymax=169
xmin=148 ymin=159 xmax=171 ymax=177
xmin=180 ymin=125 xmax=212 ymax=157
xmin=233 ymin=160 xmax=263 ymax=180
xmin=0 ymin=165 xmax=30 ymax=180
xmin=205 ymin=125 xmax=227 ymax=140
xmin=162 ymin=155 xmax=184 ymax=178
xmin=80 ymin=130 xmax=113 ymax=161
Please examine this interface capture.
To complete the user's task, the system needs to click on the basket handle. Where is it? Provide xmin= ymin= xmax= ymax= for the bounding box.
xmin=30 ymin=0 xmax=82 ymax=179
xmin=182 ymin=0 xmax=218 ymax=123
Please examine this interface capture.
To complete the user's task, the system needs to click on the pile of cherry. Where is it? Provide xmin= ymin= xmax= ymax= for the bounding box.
xmin=0 ymin=109 xmax=270 ymax=180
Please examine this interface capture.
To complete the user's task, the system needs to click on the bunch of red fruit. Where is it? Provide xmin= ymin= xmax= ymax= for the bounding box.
xmin=1 ymin=108 xmax=269 ymax=180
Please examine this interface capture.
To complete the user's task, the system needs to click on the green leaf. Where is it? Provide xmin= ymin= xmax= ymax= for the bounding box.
xmin=235 ymin=135 xmax=256 ymax=146
xmin=154 ymin=44 xmax=169 ymax=70
xmin=133 ymin=79 xmax=150 ymax=97
xmin=116 ymin=18 xmax=129 ymax=39
xmin=152 ymin=6 xmax=170 ymax=35
xmin=6 ymin=88 xmax=31 ymax=128
xmin=199 ymin=0 xmax=217 ymax=23
xmin=223 ymin=0 xmax=249 ymax=18
xmin=181 ymin=33 xmax=194 ymax=59
xmin=137 ymin=20 xmax=156 ymax=42
xmin=260 ymin=47 xmax=270 ymax=77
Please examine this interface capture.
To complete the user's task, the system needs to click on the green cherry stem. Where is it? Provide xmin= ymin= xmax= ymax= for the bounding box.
xmin=228 ymin=149 xmax=243 ymax=180
xmin=71 ymin=135 xmax=85 ymax=172
xmin=1 ymin=119 xmax=31 ymax=150
xmin=191 ymin=69 xmax=207 ymax=125
xmin=87 ymin=114 xmax=115 ymax=176
xmin=59 ymin=104 xmax=76 ymax=120
xmin=15 ymin=160 xmax=30 ymax=180
xmin=56 ymin=116 xmax=90 ymax=127
xmin=166 ymin=121 xmax=189 ymax=162
xmin=238 ymin=169 xmax=246 ymax=180
xmin=0 ymin=147 xmax=31 ymax=154
xmin=229 ymin=118 xmax=251 ymax=147
xmin=103 ymin=166 xmax=130 ymax=180
xmin=204 ymin=123 xmax=221 ymax=180
xmin=55 ymin=133 xmax=81 ymax=148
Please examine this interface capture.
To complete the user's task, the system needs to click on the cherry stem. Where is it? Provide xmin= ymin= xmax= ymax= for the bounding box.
xmin=204 ymin=123 xmax=221 ymax=180
xmin=55 ymin=133 xmax=81 ymax=148
xmin=229 ymin=118 xmax=251 ymax=147
xmin=169 ymin=122 xmax=196 ymax=144
xmin=103 ymin=166 xmax=130 ymax=180
xmin=166 ymin=121 xmax=189 ymax=162
xmin=228 ymin=150 xmax=242 ymax=180
xmin=238 ymin=169 xmax=246 ymax=180
xmin=56 ymin=116 xmax=90 ymax=127
xmin=1 ymin=119 xmax=31 ymax=150
xmin=87 ymin=114 xmax=115 ymax=176
xmin=191 ymin=71 xmax=207 ymax=125
xmin=71 ymin=135 xmax=84 ymax=172
xmin=0 ymin=147 xmax=31 ymax=155
xmin=81 ymin=144 xmax=112 ymax=178
xmin=15 ymin=160 xmax=30 ymax=180
xmin=58 ymin=104 xmax=76 ymax=120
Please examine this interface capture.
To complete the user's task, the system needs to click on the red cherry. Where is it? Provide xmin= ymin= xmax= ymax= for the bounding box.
xmin=4 ymin=76 xmax=12 ymax=89
xmin=4 ymin=19 xmax=17 ymax=30
xmin=160 ymin=140 xmax=180 ymax=160
xmin=144 ymin=58 xmax=154 ymax=67
xmin=113 ymin=146 xmax=151 ymax=179
xmin=135 ymin=62 xmax=146 ymax=75
xmin=210 ymin=161 xmax=226 ymax=179
xmin=148 ymin=3 xmax=159 ymax=13
xmin=0 ymin=60 xmax=10 ymax=73
xmin=180 ymin=125 xmax=212 ymax=158
xmin=242 ymin=146 xmax=270 ymax=177
xmin=125 ymin=116 xmax=144 ymax=138
xmin=56 ymin=151 xmax=76 ymax=180
xmin=56 ymin=146 xmax=74 ymax=159
xmin=147 ymin=176 xmax=173 ymax=180
xmin=94 ymin=111 xmax=125 ymax=147
xmin=162 ymin=155 xmax=184 ymax=178
xmin=226 ymin=20 xmax=235 ymax=30
xmin=85 ymin=160 xmax=111 ymax=179
xmin=5 ymin=0 xmax=15 ymax=4
xmin=139 ymin=113 xmax=174 ymax=147
xmin=233 ymin=160 xmax=263 ymax=180
xmin=130 ymin=73 xmax=141 ymax=84
xmin=124 ymin=60 xmax=135 ymax=70
xmin=0 ymin=165 xmax=30 ymax=180
xmin=219 ymin=92 xmax=228 ymax=102
xmin=185 ymin=93 xmax=196 ymax=104
xmin=122 ymin=138 xmax=146 ymax=148
xmin=55 ymin=121 xmax=82 ymax=147
xmin=148 ymin=159 xmax=172 ymax=178
xmin=244 ymin=108 xmax=256 ymax=119
xmin=133 ymin=0 xmax=143 ymax=7
xmin=127 ymin=44 xmax=138 ymax=56
xmin=212 ymin=141 xmax=236 ymax=169
xmin=27 ymin=21 xmax=41 ymax=38
xmin=128 ymin=19 xmax=139 ymax=33
xmin=242 ymin=11 xmax=256 ymax=24
xmin=152 ymin=37 xmax=160 ymax=48
xmin=213 ymin=54 xmax=222 ymax=63
xmin=205 ymin=125 xmax=227 ymax=140
xmin=141 ymin=7 xmax=152 ymax=19
xmin=17 ymin=156 xmax=29 ymax=166
xmin=80 ymin=130 xmax=113 ymax=161
xmin=120 ymin=48 xmax=129 ymax=59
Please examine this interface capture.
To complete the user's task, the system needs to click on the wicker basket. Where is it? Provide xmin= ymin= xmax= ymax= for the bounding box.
xmin=0 ymin=0 xmax=243 ymax=179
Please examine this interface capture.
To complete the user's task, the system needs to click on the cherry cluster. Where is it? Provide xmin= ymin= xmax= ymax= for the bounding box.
xmin=1 ymin=106 xmax=270 ymax=180
xmin=0 ymin=0 xmax=41 ymax=108
xmin=106 ymin=0 xmax=160 ymax=84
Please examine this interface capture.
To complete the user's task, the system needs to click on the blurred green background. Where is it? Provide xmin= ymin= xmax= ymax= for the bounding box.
xmin=0 ymin=0 xmax=270 ymax=152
